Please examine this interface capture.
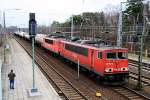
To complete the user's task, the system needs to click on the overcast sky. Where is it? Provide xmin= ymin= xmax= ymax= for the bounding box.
xmin=0 ymin=0 xmax=127 ymax=27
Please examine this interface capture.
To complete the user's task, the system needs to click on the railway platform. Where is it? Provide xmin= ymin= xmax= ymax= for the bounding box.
xmin=1 ymin=38 xmax=61 ymax=100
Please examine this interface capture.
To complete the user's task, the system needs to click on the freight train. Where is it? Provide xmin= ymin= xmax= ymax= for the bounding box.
xmin=14 ymin=31 xmax=129 ymax=84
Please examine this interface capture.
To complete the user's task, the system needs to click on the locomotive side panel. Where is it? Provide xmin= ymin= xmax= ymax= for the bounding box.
xmin=42 ymin=38 xmax=60 ymax=54
xmin=62 ymin=42 xmax=92 ymax=69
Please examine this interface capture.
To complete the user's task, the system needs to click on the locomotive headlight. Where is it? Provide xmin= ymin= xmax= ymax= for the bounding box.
xmin=105 ymin=68 xmax=113 ymax=72
xmin=121 ymin=67 xmax=128 ymax=71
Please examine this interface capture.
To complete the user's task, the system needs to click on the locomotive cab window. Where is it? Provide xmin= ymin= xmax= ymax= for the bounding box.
xmin=107 ymin=52 xmax=127 ymax=59
xmin=97 ymin=52 xmax=102 ymax=59
xmin=118 ymin=52 xmax=127 ymax=59
xmin=107 ymin=52 xmax=116 ymax=59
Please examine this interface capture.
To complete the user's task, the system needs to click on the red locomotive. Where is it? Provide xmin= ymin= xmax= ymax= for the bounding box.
xmin=42 ymin=34 xmax=129 ymax=84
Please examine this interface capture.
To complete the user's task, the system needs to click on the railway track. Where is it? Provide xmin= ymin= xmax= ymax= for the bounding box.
xmin=128 ymin=59 xmax=150 ymax=86
xmin=129 ymin=72 xmax=150 ymax=86
xmin=13 ymin=35 xmax=150 ymax=100
xmin=129 ymin=59 xmax=150 ymax=71
xmin=112 ymin=86 xmax=150 ymax=100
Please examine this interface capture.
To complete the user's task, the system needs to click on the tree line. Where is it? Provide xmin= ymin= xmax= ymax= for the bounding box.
xmin=50 ymin=0 xmax=149 ymax=32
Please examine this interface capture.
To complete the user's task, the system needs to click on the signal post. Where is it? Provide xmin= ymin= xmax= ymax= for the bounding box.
xmin=28 ymin=13 xmax=40 ymax=96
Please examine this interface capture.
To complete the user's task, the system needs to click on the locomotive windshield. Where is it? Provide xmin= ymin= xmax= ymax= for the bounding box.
xmin=107 ymin=52 xmax=127 ymax=59
xmin=118 ymin=52 xmax=127 ymax=59
xmin=107 ymin=52 xmax=116 ymax=59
